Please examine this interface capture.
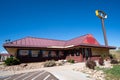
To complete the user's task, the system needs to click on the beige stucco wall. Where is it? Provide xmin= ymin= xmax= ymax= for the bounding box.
xmin=6 ymin=48 xmax=17 ymax=56
xmin=92 ymin=48 xmax=109 ymax=56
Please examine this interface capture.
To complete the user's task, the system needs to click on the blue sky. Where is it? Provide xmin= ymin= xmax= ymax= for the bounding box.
xmin=0 ymin=0 xmax=120 ymax=52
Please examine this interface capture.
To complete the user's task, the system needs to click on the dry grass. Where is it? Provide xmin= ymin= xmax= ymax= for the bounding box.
xmin=110 ymin=49 xmax=120 ymax=61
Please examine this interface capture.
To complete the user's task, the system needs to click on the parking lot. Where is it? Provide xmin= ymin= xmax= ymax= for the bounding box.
xmin=0 ymin=70 xmax=58 ymax=80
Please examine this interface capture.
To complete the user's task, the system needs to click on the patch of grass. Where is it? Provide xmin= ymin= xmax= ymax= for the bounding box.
xmin=95 ymin=66 xmax=108 ymax=71
xmin=95 ymin=65 xmax=120 ymax=80
xmin=67 ymin=59 xmax=74 ymax=63
xmin=104 ymin=65 xmax=120 ymax=80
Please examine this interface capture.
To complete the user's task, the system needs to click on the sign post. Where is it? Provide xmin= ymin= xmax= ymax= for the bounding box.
xmin=95 ymin=10 xmax=108 ymax=46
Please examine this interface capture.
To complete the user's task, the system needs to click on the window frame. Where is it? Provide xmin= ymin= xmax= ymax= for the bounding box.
xmin=31 ymin=50 xmax=39 ymax=58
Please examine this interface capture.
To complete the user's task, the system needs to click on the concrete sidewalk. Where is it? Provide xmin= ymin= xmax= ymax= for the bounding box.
xmin=44 ymin=63 xmax=92 ymax=80
xmin=48 ymin=69 xmax=90 ymax=80
xmin=0 ymin=63 xmax=92 ymax=80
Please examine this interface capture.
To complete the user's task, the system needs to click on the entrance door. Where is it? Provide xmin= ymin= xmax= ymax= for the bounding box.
xmin=82 ymin=48 xmax=92 ymax=60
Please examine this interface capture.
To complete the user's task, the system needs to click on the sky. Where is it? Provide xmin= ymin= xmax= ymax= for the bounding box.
xmin=0 ymin=0 xmax=120 ymax=53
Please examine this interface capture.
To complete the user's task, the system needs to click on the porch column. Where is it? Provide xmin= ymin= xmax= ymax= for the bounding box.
xmin=79 ymin=53 xmax=83 ymax=62
xmin=79 ymin=48 xmax=83 ymax=62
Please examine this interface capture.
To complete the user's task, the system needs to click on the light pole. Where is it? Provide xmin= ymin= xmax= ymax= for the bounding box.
xmin=95 ymin=10 xmax=108 ymax=46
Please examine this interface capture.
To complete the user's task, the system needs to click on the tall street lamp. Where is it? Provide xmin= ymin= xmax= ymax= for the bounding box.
xmin=95 ymin=10 xmax=108 ymax=46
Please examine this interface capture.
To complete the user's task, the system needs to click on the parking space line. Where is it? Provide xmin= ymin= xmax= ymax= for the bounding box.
xmin=4 ymin=77 xmax=11 ymax=80
xmin=43 ymin=74 xmax=51 ymax=80
xmin=13 ymin=73 xmax=28 ymax=80
xmin=22 ymin=71 xmax=42 ymax=80
xmin=31 ymin=71 xmax=46 ymax=80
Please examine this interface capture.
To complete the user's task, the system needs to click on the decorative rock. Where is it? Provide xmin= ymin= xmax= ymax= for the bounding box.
xmin=20 ymin=63 xmax=27 ymax=68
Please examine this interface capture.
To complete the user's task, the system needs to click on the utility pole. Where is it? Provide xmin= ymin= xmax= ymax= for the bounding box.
xmin=95 ymin=10 xmax=108 ymax=46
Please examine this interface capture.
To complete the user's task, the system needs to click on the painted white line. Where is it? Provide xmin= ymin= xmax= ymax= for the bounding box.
xmin=22 ymin=71 xmax=41 ymax=80
xmin=13 ymin=73 xmax=28 ymax=80
xmin=31 ymin=71 xmax=46 ymax=80
xmin=4 ymin=77 xmax=11 ymax=80
xmin=43 ymin=74 xmax=51 ymax=80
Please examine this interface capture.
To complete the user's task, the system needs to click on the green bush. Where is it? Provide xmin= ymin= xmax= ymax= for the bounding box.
xmin=44 ymin=60 xmax=56 ymax=67
xmin=4 ymin=57 xmax=21 ymax=66
xmin=86 ymin=60 xmax=96 ymax=69
xmin=67 ymin=59 xmax=74 ymax=63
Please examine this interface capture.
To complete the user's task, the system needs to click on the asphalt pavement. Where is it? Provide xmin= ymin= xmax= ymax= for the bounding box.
xmin=0 ymin=70 xmax=58 ymax=80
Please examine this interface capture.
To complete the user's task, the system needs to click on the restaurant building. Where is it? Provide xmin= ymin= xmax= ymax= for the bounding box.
xmin=0 ymin=53 xmax=10 ymax=62
xmin=3 ymin=34 xmax=115 ymax=62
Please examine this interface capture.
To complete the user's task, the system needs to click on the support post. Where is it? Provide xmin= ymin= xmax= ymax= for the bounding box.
xmin=101 ymin=18 xmax=108 ymax=46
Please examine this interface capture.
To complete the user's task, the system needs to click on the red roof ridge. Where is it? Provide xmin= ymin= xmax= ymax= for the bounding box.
xmin=64 ymin=34 xmax=90 ymax=46
xmin=81 ymin=34 xmax=100 ymax=45
xmin=66 ymin=34 xmax=91 ymax=41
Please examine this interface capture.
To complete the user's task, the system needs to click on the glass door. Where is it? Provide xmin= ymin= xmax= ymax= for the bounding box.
xmin=82 ymin=48 xmax=92 ymax=60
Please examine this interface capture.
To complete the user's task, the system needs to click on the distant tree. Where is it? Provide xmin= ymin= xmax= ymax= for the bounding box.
xmin=5 ymin=39 xmax=11 ymax=43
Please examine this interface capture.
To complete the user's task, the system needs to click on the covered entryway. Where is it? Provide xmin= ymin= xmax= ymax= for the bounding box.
xmin=65 ymin=48 xmax=92 ymax=62
xmin=82 ymin=48 xmax=92 ymax=61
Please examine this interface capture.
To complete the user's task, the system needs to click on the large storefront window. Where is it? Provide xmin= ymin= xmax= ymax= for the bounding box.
xmin=51 ymin=51 xmax=56 ymax=57
xmin=19 ymin=50 xmax=29 ymax=57
xmin=59 ymin=51 xmax=64 ymax=57
xmin=31 ymin=50 xmax=39 ymax=57
xmin=42 ymin=51 xmax=49 ymax=57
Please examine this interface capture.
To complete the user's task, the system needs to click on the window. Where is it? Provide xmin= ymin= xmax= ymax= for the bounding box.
xmin=71 ymin=50 xmax=74 ymax=56
xmin=43 ymin=51 xmax=49 ymax=57
xmin=56 ymin=51 xmax=59 ymax=57
xmin=19 ymin=50 xmax=29 ymax=56
xmin=31 ymin=50 xmax=39 ymax=57
xmin=59 ymin=51 xmax=64 ymax=57
xmin=51 ymin=51 xmax=56 ymax=57
xmin=76 ymin=52 xmax=80 ymax=56
xmin=48 ymin=51 xmax=51 ymax=57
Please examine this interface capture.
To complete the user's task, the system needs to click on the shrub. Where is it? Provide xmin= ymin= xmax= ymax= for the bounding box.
xmin=98 ymin=57 xmax=104 ymax=66
xmin=110 ymin=59 xmax=119 ymax=64
xmin=44 ymin=60 xmax=56 ymax=67
xmin=86 ymin=60 xmax=96 ymax=69
xmin=108 ymin=54 xmax=113 ymax=60
xmin=67 ymin=59 xmax=74 ymax=63
xmin=4 ymin=57 xmax=21 ymax=66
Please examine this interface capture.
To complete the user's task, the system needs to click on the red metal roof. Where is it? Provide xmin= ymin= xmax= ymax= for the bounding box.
xmin=4 ymin=37 xmax=66 ymax=48
xmin=3 ymin=34 xmax=115 ymax=49
xmin=65 ymin=34 xmax=100 ymax=46
xmin=0 ymin=53 xmax=10 ymax=56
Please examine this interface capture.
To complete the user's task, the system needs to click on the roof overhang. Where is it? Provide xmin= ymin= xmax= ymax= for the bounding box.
xmin=4 ymin=43 xmax=116 ymax=50
xmin=74 ymin=44 xmax=116 ymax=49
